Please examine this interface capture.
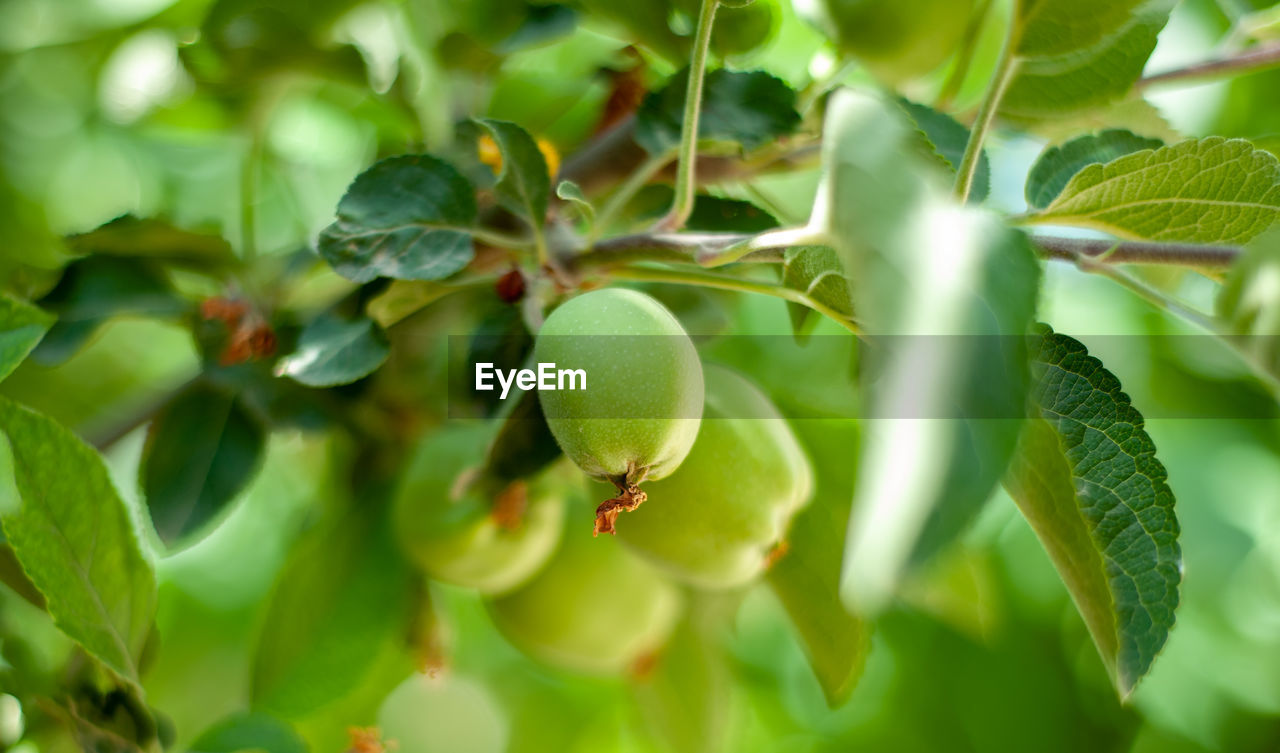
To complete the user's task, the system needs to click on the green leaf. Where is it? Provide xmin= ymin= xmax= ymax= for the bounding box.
xmin=555 ymin=180 xmax=595 ymax=224
xmin=1003 ymin=327 xmax=1181 ymax=696
xmin=191 ymin=712 xmax=308 ymax=753
xmin=483 ymin=388 xmax=562 ymax=482
xmin=493 ymin=3 xmax=578 ymax=53
xmin=66 ymin=214 xmax=235 ymax=270
xmin=767 ymin=419 xmax=870 ymax=707
xmin=686 ymin=196 xmax=779 ymax=233
xmin=366 ymin=280 xmax=457 ymax=329
xmin=1001 ymin=0 xmax=1174 ymax=120
xmin=1017 ymin=0 xmax=1147 ymax=57
xmin=635 ymin=68 xmax=801 ymax=154
xmin=1217 ymin=225 xmax=1280 ymax=383
xmin=896 ymin=99 xmax=990 ymax=203
xmin=632 ymin=616 xmax=730 ymax=753
xmin=478 ymin=119 xmax=551 ymax=232
xmin=781 ymin=246 xmax=853 ymax=340
xmin=1033 ymin=137 xmax=1280 ymax=245
xmin=811 ymin=90 xmax=1040 ymax=615
xmin=0 ymin=295 xmax=53 ymax=382
xmin=34 ymin=256 xmax=188 ymax=364
xmin=251 ymin=504 xmax=412 ymax=718
xmin=1025 ymin=129 xmax=1164 ymax=210
xmin=318 ymin=155 xmax=477 ymax=283
xmin=276 ymin=315 xmax=390 ymax=387
xmin=140 ymin=383 xmax=266 ymax=545
xmin=0 ymin=397 xmax=156 ymax=688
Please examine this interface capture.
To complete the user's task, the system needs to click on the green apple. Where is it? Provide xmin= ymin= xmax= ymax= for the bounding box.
xmin=378 ymin=673 xmax=507 ymax=753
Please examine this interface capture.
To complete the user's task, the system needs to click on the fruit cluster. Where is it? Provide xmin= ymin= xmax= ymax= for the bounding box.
xmin=393 ymin=288 xmax=814 ymax=675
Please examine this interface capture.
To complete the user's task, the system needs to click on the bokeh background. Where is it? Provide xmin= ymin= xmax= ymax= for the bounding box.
xmin=2 ymin=0 xmax=1280 ymax=751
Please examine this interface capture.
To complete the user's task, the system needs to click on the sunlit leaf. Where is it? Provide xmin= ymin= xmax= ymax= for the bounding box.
xmin=276 ymin=314 xmax=390 ymax=387
xmin=318 ymin=155 xmax=477 ymax=283
xmin=811 ymin=90 xmax=1039 ymax=615
xmin=0 ymin=398 xmax=156 ymax=688
xmin=141 ymin=383 xmax=267 ymax=545
xmin=1033 ymin=137 xmax=1280 ymax=244
xmin=768 ymin=419 xmax=870 ymax=707
xmin=1003 ymin=327 xmax=1181 ymax=696
xmin=1017 ymin=0 xmax=1148 ymax=57
xmin=635 ymin=68 xmax=801 ymax=154
xmin=0 ymin=295 xmax=53 ymax=382
xmin=1001 ymin=0 xmax=1174 ymax=120
xmin=1217 ymin=226 xmax=1280 ymax=382
xmin=1025 ymin=129 xmax=1163 ymax=209
xmin=555 ymin=180 xmax=595 ymax=225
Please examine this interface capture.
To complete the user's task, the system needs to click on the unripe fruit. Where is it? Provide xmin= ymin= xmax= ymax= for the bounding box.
xmin=798 ymin=0 xmax=975 ymax=82
xmin=533 ymin=288 xmax=704 ymax=533
xmin=487 ymin=525 xmax=682 ymax=675
xmin=615 ymin=365 xmax=813 ymax=588
xmin=393 ymin=423 xmax=565 ymax=595
xmin=378 ymin=673 xmax=507 ymax=753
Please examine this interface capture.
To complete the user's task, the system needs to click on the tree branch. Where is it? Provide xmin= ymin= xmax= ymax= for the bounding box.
xmin=1032 ymin=236 xmax=1240 ymax=267
xmin=1136 ymin=41 xmax=1280 ymax=89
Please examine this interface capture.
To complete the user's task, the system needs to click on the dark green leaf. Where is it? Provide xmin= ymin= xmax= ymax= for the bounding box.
xmin=483 ymin=388 xmax=561 ymax=482
xmin=768 ymin=420 xmax=870 ymax=707
xmin=465 ymin=306 xmax=534 ymax=417
xmin=141 ymin=383 xmax=267 ymax=545
xmin=0 ymin=295 xmax=53 ymax=382
xmin=33 ymin=256 xmax=187 ymax=364
xmin=478 ymin=119 xmax=551 ymax=232
xmin=0 ymin=397 xmax=157 ymax=688
xmin=1003 ymin=327 xmax=1181 ymax=696
xmin=781 ymin=246 xmax=853 ymax=340
xmin=276 ymin=315 xmax=390 ymax=387
xmin=686 ymin=196 xmax=779 ymax=233
xmin=251 ymin=504 xmax=412 ymax=718
xmin=897 ymin=99 xmax=990 ymax=203
xmin=318 ymin=155 xmax=477 ymax=283
xmin=65 ymin=215 xmax=235 ymax=270
xmin=635 ymin=68 xmax=801 ymax=154
xmin=1025 ymin=130 xmax=1164 ymax=210
xmin=812 ymin=91 xmax=1039 ymax=614
xmin=191 ymin=712 xmax=308 ymax=753
xmin=494 ymin=3 xmax=578 ymax=53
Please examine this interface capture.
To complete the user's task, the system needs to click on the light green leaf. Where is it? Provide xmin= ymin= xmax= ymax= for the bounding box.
xmin=897 ymin=98 xmax=990 ymax=203
xmin=191 ymin=712 xmax=308 ymax=753
xmin=318 ymin=155 xmax=477 ymax=283
xmin=632 ymin=616 xmax=731 ymax=753
xmin=1032 ymin=137 xmax=1280 ymax=244
xmin=1017 ymin=0 xmax=1147 ymax=57
xmin=141 ymin=383 xmax=266 ymax=545
xmin=276 ymin=315 xmax=390 ymax=387
xmin=251 ymin=505 xmax=412 ymax=718
xmin=1217 ymin=226 xmax=1280 ymax=383
xmin=768 ymin=419 xmax=869 ymax=707
xmin=0 ymin=397 xmax=156 ymax=688
xmin=1001 ymin=0 xmax=1174 ymax=120
xmin=1003 ymin=328 xmax=1181 ymax=696
xmin=781 ymin=246 xmax=853 ymax=340
xmin=478 ymin=119 xmax=551 ymax=232
xmin=555 ymin=180 xmax=595 ymax=224
xmin=635 ymin=68 xmax=801 ymax=154
xmin=366 ymin=280 xmax=456 ymax=329
xmin=0 ymin=295 xmax=53 ymax=382
xmin=811 ymin=90 xmax=1039 ymax=615
xmin=1025 ymin=129 xmax=1164 ymax=210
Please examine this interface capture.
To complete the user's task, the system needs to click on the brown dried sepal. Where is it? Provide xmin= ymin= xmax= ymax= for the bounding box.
xmin=490 ymin=479 xmax=529 ymax=531
xmin=593 ymin=483 xmax=646 ymax=537
xmin=763 ymin=539 xmax=790 ymax=570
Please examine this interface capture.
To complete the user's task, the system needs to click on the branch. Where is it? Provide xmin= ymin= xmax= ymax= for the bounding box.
xmin=658 ymin=0 xmax=720 ymax=231
xmin=1032 ymin=236 xmax=1241 ymax=267
xmin=1136 ymin=41 xmax=1280 ymax=89
xmin=954 ymin=10 xmax=1021 ymax=202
